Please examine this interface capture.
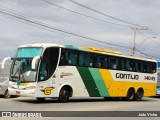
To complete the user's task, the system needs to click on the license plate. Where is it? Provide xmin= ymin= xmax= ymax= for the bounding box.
xmin=16 ymin=91 xmax=20 ymax=94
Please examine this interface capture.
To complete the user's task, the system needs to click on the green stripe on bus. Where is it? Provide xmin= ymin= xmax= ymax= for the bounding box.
xmin=76 ymin=67 xmax=101 ymax=97
xmin=89 ymin=68 xmax=109 ymax=97
xmin=17 ymin=83 xmax=23 ymax=86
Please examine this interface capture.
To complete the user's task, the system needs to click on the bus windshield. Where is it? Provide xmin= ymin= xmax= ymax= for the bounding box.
xmin=16 ymin=47 xmax=43 ymax=57
xmin=10 ymin=47 xmax=43 ymax=82
xmin=10 ymin=58 xmax=37 ymax=82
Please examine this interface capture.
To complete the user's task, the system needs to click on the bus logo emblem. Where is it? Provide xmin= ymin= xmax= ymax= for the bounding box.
xmin=41 ymin=87 xmax=54 ymax=95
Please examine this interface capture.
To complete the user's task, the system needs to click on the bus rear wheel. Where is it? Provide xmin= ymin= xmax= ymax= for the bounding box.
xmin=58 ymin=87 xmax=70 ymax=103
xmin=126 ymin=88 xmax=135 ymax=101
xmin=135 ymin=88 xmax=144 ymax=101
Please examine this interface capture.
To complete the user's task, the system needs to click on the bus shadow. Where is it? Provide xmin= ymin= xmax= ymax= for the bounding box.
xmin=0 ymin=95 xmax=4 ymax=98
xmin=150 ymin=95 xmax=160 ymax=98
xmin=13 ymin=97 xmax=154 ymax=104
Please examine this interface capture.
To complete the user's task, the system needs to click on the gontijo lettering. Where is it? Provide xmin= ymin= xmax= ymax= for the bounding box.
xmin=116 ymin=73 xmax=139 ymax=80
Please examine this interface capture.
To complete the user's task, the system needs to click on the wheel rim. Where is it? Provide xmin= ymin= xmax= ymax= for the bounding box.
xmin=62 ymin=90 xmax=69 ymax=99
xmin=59 ymin=87 xmax=70 ymax=102
xmin=137 ymin=92 xmax=141 ymax=98
xmin=127 ymin=89 xmax=135 ymax=100
xmin=136 ymin=91 xmax=143 ymax=100
xmin=129 ymin=91 xmax=134 ymax=99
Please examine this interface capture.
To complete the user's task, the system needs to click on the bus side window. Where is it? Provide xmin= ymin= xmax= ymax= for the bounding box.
xmin=104 ymin=58 xmax=108 ymax=68
xmin=126 ymin=60 xmax=130 ymax=71
xmin=93 ymin=55 xmax=98 ymax=68
xmin=93 ymin=54 xmax=99 ymax=67
xmin=144 ymin=62 xmax=151 ymax=73
xmin=136 ymin=61 xmax=142 ymax=72
xmin=59 ymin=52 xmax=67 ymax=65
xmin=79 ymin=52 xmax=85 ymax=66
xmin=84 ymin=53 xmax=90 ymax=67
xmin=67 ymin=52 xmax=72 ymax=64
xmin=89 ymin=54 xmax=94 ymax=67
xmin=122 ymin=60 xmax=126 ymax=70
xmin=109 ymin=57 xmax=117 ymax=69
xmin=117 ymin=59 xmax=122 ymax=70
xmin=148 ymin=63 xmax=152 ymax=73
xmin=130 ymin=61 xmax=136 ymax=72
xmin=144 ymin=62 xmax=147 ymax=73
xmin=99 ymin=56 xmax=107 ymax=68
xmin=122 ymin=59 xmax=130 ymax=71
xmin=70 ymin=51 xmax=77 ymax=65
xmin=151 ymin=62 xmax=156 ymax=73
xmin=39 ymin=63 xmax=47 ymax=81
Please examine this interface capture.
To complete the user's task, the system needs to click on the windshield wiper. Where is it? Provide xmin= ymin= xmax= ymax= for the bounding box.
xmin=11 ymin=62 xmax=22 ymax=81
xmin=11 ymin=62 xmax=26 ymax=82
xmin=19 ymin=64 xmax=26 ymax=82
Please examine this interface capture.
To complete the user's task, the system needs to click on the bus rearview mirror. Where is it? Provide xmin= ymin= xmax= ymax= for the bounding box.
xmin=31 ymin=56 xmax=40 ymax=70
xmin=1 ymin=57 xmax=11 ymax=69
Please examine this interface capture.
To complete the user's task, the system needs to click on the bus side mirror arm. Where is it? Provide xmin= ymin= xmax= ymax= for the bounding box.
xmin=32 ymin=56 xmax=40 ymax=70
xmin=1 ymin=57 xmax=11 ymax=69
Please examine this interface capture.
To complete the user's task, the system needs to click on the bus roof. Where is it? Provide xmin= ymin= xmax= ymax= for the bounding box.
xmin=19 ymin=43 xmax=64 ymax=48
xmin=18 ymin=43 xmax=157 ymax=62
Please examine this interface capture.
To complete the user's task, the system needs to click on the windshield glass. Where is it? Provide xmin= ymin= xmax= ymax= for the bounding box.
xmin=10 ymin=58 xmax=37 ymax=82
xmin=16 ymin=47 xmax=43 ymax=57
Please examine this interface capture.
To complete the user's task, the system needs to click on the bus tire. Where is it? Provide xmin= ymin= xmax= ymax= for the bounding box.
xmin=36 ymin=97 xmax=45 ymax=102
xmin=58 ymin=87 xmax=70 ymax=103
xmin=126 ymin=88 xmax=135 ymax=101
xmin=135 ymin=88 xmax=144 ymax=101
xmin=4 ymin=90 xmax=11 ymax=98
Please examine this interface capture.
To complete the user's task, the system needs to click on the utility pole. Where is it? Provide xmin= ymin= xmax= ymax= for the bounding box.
xmin=131 ymin=27 xmax=148 ymax=56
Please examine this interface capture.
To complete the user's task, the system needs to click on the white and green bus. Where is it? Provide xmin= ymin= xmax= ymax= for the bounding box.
xmin=8 ymin=43 xmax=157 ymax=102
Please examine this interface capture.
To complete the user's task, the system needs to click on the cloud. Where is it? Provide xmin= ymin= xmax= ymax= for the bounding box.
xmin=17 ymin=0 xmax=48 ymax=8
xmin=0 ymin=0 xmax=159 ymax=60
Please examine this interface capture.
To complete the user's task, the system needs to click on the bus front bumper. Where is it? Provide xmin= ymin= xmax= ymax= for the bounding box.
xmin=8 ymin=87 xmax=36 ymax=97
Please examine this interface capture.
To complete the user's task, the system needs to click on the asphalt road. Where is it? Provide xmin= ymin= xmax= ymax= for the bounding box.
xmin=0 ymin=96 xmax=160 ymax=120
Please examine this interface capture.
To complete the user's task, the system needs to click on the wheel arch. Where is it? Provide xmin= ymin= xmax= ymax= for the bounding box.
xmin=126 ymin=87 xmax=135 ymax=95
xmin=136 ymin=87 xmax=144 ymax=93
xmin=126 ymin=87 xmax=136 ymax=101
xmin=135 ymin=87 xmax=144 ymax=101
xmin=58 ymin=84 xmax=73 ymax=97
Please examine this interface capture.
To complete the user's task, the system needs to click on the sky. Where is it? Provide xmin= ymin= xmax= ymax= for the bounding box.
xmin=0 ymin=0 xmax=160 ymax=61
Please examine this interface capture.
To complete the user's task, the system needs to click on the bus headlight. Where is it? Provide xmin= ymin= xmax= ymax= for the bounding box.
xmin=9 ymin=85 xmax=17 ymax=89
xmin=23 ymin=86 xmax=36 ymax=90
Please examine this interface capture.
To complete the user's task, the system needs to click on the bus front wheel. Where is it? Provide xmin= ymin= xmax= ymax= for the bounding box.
xmin=126 ymin=88 xmax=135 ymax=101
xmin=58 ymin=87 xmax=70 ymax=103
